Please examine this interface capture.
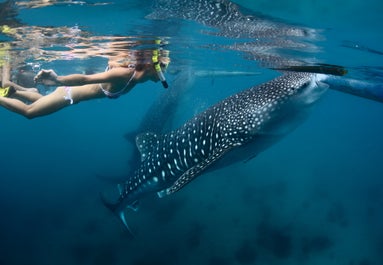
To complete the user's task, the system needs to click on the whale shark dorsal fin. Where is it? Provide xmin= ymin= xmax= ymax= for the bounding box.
xmin=166 ymin=143 xmax=236 ymax=195
xmin=135 ymin=132 xmax=159 ymax=162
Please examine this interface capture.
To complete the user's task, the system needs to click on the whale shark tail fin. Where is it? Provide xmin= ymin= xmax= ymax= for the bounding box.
xmin=100 ymin=192 xmax=137 ymax=237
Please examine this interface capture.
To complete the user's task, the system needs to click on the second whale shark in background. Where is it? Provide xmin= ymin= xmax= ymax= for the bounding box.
xmin=102 ymin=69 xmax=382 ymax=234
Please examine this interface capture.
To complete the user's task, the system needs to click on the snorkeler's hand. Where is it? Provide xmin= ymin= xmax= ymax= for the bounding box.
xmin=34 ymin=69 xmax=60 ymax=86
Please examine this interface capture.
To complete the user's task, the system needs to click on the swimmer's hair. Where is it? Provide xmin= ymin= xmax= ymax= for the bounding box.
xmin=110 ymin=49 xmax=170 ymax=70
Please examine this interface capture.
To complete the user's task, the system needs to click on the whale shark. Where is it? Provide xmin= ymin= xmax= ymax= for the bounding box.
xmin=121 ymin=67 xmax=262 ymax=174
xmin=103 ymin=71 xmax=336 ymax=233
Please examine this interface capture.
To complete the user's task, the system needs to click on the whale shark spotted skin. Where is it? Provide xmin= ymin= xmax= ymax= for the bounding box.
xmin=147 ymin=0 xmax=317 ymax=39
xmin=103 ymin=71 xmax=330 ymax=232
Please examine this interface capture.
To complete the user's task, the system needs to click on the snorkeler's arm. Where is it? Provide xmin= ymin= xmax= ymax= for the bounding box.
xmin=34 ymin=68 xmax=132 ymax=86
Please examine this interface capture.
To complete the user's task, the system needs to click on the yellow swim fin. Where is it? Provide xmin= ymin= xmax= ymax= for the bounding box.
xmin=0 ymin=86 xmax=10 ymax=97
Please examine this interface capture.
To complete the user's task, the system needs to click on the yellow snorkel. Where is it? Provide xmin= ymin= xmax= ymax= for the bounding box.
xmin=152 ymin=47 xmax=169 ymax=89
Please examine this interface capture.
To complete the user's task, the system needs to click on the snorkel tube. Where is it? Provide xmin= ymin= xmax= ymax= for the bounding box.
xmin=152 ymin=49 xmax=169 ymax=89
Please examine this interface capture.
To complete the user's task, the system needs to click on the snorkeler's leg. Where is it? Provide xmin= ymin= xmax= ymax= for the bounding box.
xmin=0 ymin=86 xmax=71 ymax=119
xmin=1 ymin=62 xmax=10 ymax=87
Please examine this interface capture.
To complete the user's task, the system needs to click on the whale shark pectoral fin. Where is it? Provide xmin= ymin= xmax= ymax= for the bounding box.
xmin=135 ymin=132 xmax=159 ymax=162
xmin=166 ymin=144 xmax=235 ymax=195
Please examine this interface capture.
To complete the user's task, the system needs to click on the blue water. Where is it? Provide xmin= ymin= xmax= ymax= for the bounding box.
xmin=1 ymin=1 xmax=383 ymax=265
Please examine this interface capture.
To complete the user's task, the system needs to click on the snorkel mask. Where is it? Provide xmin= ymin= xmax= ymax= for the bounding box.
xmin=152 ymin=49 xmax=169 ymax=89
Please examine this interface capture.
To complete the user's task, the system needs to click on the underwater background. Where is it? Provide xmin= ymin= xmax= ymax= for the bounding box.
xmin=1 ymin=0 xmax=383 ymax=265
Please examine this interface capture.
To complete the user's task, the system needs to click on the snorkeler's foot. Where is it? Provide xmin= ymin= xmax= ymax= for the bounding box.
xmin=18 ymin=87 xmax=39 ymax=93
xmin=25 ymin=87 xmax=39 ymax=93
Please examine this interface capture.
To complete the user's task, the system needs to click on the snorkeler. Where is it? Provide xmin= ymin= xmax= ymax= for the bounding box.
xmin=0 ymin=49 xmax=170 ymax=119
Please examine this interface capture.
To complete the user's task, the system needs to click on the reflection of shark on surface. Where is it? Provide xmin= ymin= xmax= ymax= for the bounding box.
xmin=147 ymin=0 xmax=321 ymax=71
xmin=219 ymin=39 xmax=321 ymax=68
xmin=147 ymin=0 xmax=317 ymax=39
xmin=103 ymin=69 xmax=383 ymax=234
